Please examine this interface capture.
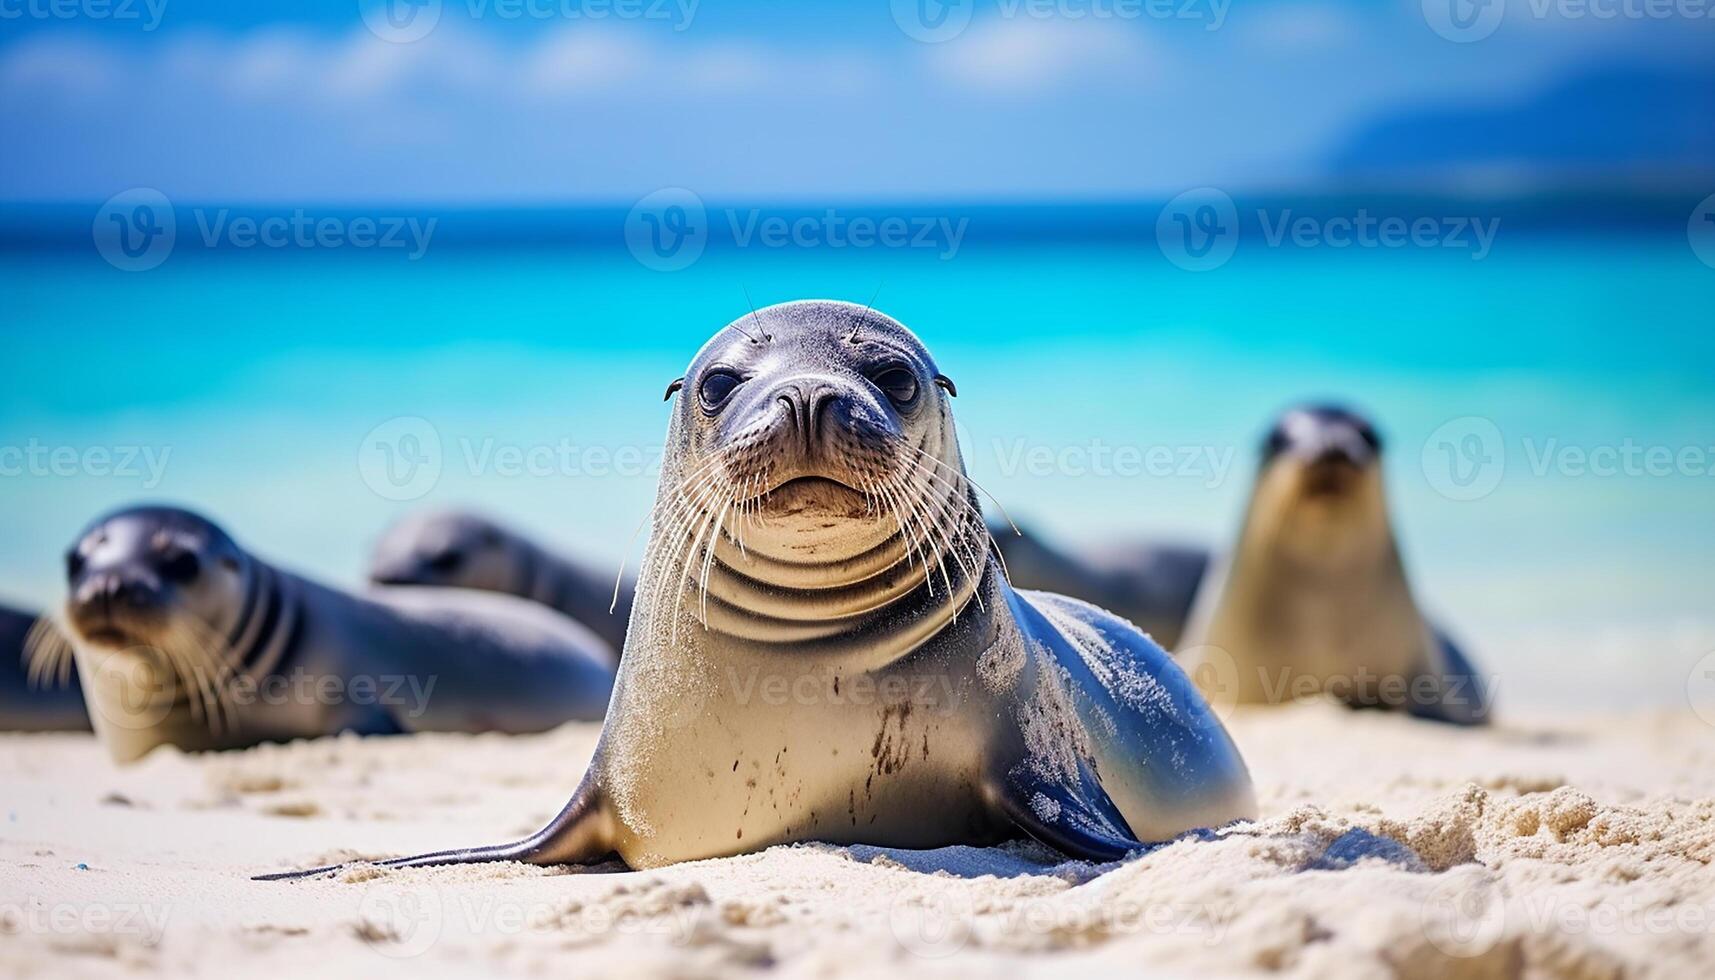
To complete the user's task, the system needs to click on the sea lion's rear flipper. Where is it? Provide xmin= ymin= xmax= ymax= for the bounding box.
xmin=253 ymin=775 xmax=614 ymax=880
xmin=994 ymin=761 xmax=1144 ymax=862
xmin=1407 ymin=628 xmax=1492 ymax=727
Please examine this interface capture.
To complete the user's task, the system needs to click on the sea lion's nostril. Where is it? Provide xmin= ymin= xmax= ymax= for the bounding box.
xmin=106 ymin=573 xmax=158 ymax=610
xmin=805 ymin=386 xmax=839 ymax=441
xmin=1312 ymin=444 xmax=1356 ymax=467
xmin=120 ymin=580 xmax=151 ymax=608
xmin=425 ymin=549 xmax=463 ymax=575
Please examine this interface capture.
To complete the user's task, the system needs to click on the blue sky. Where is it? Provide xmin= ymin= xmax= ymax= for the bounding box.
xmin=2 ymin=0 xmax=1711 ymax=203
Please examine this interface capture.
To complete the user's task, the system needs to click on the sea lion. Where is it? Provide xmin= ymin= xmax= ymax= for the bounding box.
xmin=1179 ymin=405 xmax=1491 ymax=725
xmin=991 ymin=521 xmax=1208 ymax=649
xmin=261 ymin=299 xmax=1254 ymax=877
xmin=38 ymin=505 xmax=618 ymax=763
xmin=0 ymin=602 xmax=90 ymax=731
xmin=368 ymin=510 xmax=634 ymax=652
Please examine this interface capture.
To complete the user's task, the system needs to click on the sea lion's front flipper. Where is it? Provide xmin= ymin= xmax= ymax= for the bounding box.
xmin=994 ymin=761 xmax=1144 ymax=862
xmin=254 ymin=775 xmax=615 ymax=880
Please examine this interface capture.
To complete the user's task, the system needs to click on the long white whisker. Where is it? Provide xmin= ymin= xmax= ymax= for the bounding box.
xmin=902 ymin=443 xmax=1011 ymax=588
xmin=899 ymin=455 xmax=987 ymax=611
xmin=908 ymin=442 xmax=1021 ymax=537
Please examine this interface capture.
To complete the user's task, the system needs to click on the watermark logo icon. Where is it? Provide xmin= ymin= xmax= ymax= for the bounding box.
xmin=1420 ymin=873 xmax=1507 ymax=957
xmin=1178 ymin=644 xmax=1240 ymax=723
xmin=891 ymin=0 xmax=974 ymax=42
xmin=1422 ymin=417 xmax=1505 ymax=501
xmin=359 ymin=0 xmax=442 ymax=43
xmin=625 ymin=188 xmax=709 ymax=272
xmin=358 ymin=885 xmax=443 ymax=958
xmin=1423 ymin=0 xmax=1505 ymax=42
xmin=93 ymin=189 xmax=175 ymax=272
xmin=1156 ymin=188 xmax=1238 ymax=272
xmin=889 ymin=889 xmax=974 ymax=958
xmin=1688 ymin=193 xmax=1715 ymax=270
xmin=358 ymin=417 xmax=443 ymax=501
xmin=1688 ymin=651 xmax=1715 ymax=728
xmin=85 ymin=647 xmax=180 ymax=731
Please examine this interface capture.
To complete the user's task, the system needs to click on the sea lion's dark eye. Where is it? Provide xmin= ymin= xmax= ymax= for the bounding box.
xmin=699 ymin=370 xmax=743 ymax=410
xmin=1358 ymin=424 xmax=1383 ymax=454
xmin=65 ymin=549 xmax=85 ymax=580
xmin=870 ymin=366 xmax=919 ymax=406
xmin=160 ymin=549 xmax=201 ymax=583
xmin=1262 ymin=428 xmax=1290 ymax=459
xmin=426 ymin=550 xmax=463 ymax=574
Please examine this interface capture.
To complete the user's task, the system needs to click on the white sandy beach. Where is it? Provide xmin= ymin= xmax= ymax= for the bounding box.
xmin=3 ymin=701 xmax=1712 ymax=979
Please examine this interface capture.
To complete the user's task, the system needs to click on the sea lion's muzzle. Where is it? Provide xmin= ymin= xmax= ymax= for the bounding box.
xmin=64 ymin=518 xmax=211 ymax=649
xmin=1300 ymin=444 xmax=1369 ymax=496
xmin=724 ymin=375 xmax=899 ymax=506
xmin=66 ymin=569 xmax=170 ymax=648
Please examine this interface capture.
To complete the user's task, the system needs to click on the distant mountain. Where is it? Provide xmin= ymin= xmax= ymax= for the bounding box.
xmin=1328 ymin=67 xmax=1715 ymax=189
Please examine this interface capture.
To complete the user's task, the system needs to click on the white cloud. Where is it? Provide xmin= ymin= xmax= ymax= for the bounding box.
xmin=0 ymin=24 xmax=872 ymax=108
xmin=224 ymin=30 xmax=323 ymax=98
xmin=926 ymin=18 xmax=1159 ymax=93
xmin=521 ymin=27 xmax=649 ymax=93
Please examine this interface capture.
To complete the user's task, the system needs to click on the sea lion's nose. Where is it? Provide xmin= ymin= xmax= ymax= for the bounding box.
xmin=1309 ymin=426 xmax=1377 ymax=468
xmin=775 ymin=379 xmax=842 ymax=445
xmin=1311 ymin=443 xmax=1358 ymax=467
xmin=73 ymin=569 xmax=161 ymax=612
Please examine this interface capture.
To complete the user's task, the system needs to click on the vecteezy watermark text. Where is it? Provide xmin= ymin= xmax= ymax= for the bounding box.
xmin=1423 ymin=0 xmax=1715 ymax=43
xmin=82 ymin=655 xmax=441 ymax=732
xmin=1156 ymin=190 xmax=1501 ymax=271
xmin=191 ymin=210 xmax=435 ymax=260
xmin=890 ymin=0 xmax=1231 ymax=43
xmin=989 ymin=438 xmax=1236 ymax=488
xmin=358 ymin=883 xmax=708 ymax=958
xmin=0 ymin=901 xmax=172 ymax=946
xmin=624 ymin=189 xmax=970 ymax=271
xmin=360 ymin=0 xmax=698 ymax=43
xmin=0 ymin=0 xmax=167 ymax=29
xmin=1422 ymin=417 xmax=1715 ymax=501
xmin=93 ymin=189 xmax=436 ymax=271
xmin=0 ymin=441 xmax=171 ymax=489
xmin=1256 ymin=209 xmax=1499 ymax=259
xmin=358 ymin=417 xmax=668 ymax=501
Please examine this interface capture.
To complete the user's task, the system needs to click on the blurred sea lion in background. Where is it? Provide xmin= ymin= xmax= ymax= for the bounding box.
xmin=369 ymin=510 xmax=634 ymax=652
xmin=991 ymin=522 xmax=1208 ymax=649
xmin=0 ymin=602 xmax=90 ymax=731
xmin=1180 ymin=405 xmax=1491 ymax=725
xmin=38 ymin=505 xmax=618 ymax=763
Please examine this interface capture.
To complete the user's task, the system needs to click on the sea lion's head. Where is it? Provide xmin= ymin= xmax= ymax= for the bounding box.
xmin=48 ymin=505 xmax=266 ymax=745
xmin=632 ymin=299 xmax=992 ymax=649
xmin=661 ymin=300 xmax=965 ymax=566
xmin=1244 ymin=405 xmax=1391 ymax=568
xmin=369 ymin=510 xmax=525 ymax=593
xmin=60 ymin=505 xmax=251 ymax=653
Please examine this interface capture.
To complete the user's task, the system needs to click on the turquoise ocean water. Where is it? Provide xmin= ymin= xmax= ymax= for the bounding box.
xmin=2 ymin=206 xmax=1711 ymax=709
